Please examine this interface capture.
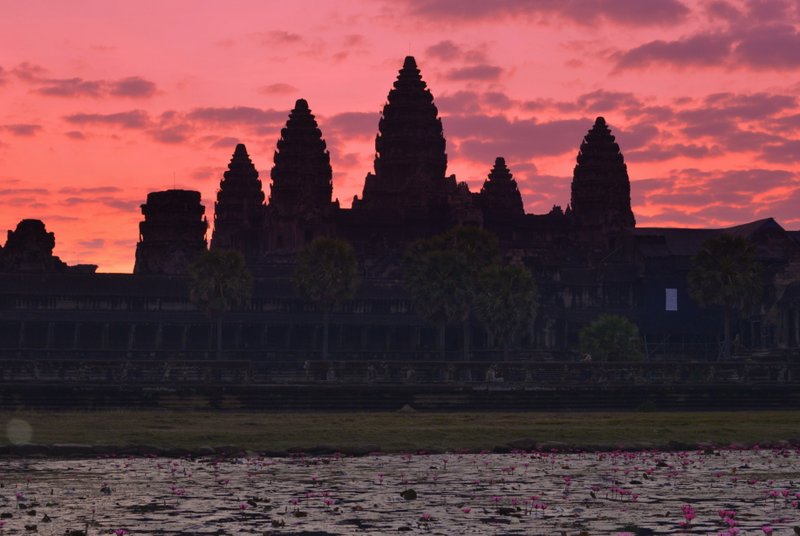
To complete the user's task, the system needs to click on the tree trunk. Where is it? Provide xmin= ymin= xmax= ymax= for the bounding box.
xmin=216 ymin=316 xmax=223 ymax=360
xmin=322 ymin=309 xmax=330 ymax=361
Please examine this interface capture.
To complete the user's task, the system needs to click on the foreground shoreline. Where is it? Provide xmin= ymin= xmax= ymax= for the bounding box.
xmin=3 ymin=410 xmax=800 ymax=457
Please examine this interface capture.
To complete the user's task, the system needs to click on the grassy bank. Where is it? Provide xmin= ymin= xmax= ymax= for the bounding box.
xmin=2 ymin=410 xmax=799 ymax=452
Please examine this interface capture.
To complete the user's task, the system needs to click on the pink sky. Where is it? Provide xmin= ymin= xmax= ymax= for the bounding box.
xmin=0 ymin=0 xmax=798 ymax=272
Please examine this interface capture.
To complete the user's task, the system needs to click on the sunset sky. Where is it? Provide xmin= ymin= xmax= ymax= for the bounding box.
xmin=0 ymin=0 xmax=799 ymax=272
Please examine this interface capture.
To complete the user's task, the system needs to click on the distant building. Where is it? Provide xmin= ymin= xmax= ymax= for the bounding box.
xmin=2 ymin=56 xmax=800 ymax=360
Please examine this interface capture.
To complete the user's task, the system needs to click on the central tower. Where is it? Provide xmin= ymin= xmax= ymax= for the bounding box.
xmin=356 ymin=56 xmax=449 ymax=220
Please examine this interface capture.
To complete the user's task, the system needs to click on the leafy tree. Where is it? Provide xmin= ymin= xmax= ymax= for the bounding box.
xmin=579 ymin=314 xmax=642 ymax=361
xmin=188 ymin=249 xmax=253 ymax=359
xmin=403 ymin=226 xmax=500 ymax=360
xmin=294 ymin=237 xmax=361 ymax=360
xmin=688 ymin=234 xmax=763 ymax=358
xmin=474 ymin=263 xmax=538 ymax=360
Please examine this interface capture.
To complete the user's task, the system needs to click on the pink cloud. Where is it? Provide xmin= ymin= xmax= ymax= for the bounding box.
xmin=733 ymin=24 xmax=800 ymax=69
xmin=3 ymin=124 xmax=43 ymax=136
xmin=614 ymin=33 xmax=731 ymax=70
xmin=397 ymin=0 xmax=689 ymax=26
xmin=327 ymin=111 xmax=377 ymax=140
xmin=186 ymin=106 xmax=286 ymax=126
xmin=109 ymin=76 xmax=157 ymax=98
xmin=64 ymin=110 xmax=150 ymax=129
xmin=445 ymin=64 xmax=503 ymax=81
xmin=258 ymin=83 xmax=298 ymax=95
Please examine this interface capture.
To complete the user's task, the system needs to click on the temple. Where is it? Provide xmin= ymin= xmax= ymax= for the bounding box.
xmin=2 ymin=56 xmax=800 ymax=364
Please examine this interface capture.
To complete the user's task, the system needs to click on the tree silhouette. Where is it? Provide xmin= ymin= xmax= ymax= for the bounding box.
xmin=579 ymin=314 xmax=642 ymax=362
xmin=475 ymin=264 xmax=538 ymax=360
xmin=294 ymin=237 xmax=361 ymax=360
xmin=688 ymin=234 xmax=763 ymax=358
xmin=188 ymin=249 xmax=253 ymax=359
xmin=403 ymin=226 xmax=499 ymax=360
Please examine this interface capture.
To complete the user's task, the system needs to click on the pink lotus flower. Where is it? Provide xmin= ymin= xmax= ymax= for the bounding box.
xmin=114 ymin=530 xmax=128 ymax=536
xmin=762 ymin=526 xmax=774 ymax=535
xmin=462 ymin=507 xmax=471 ymax=513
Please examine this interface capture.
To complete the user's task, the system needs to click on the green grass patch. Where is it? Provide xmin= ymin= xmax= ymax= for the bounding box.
xmin=1 ymin=410 xmax=799 ymax=452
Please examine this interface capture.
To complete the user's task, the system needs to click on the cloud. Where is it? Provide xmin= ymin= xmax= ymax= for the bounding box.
xmin=446 ymin=114 xmax=591 ymax=162
xmin=426 ymin=40 xmax=462 ymax=61
xmin=397 ymin=0 xmax=690 ymax=26
xmin=59 ymin=186 xmax=121 ymax=195
xmin=258 ymin=82 xmax=298 ymax=95
xmin=38 ymin=78 xmax=104 ymax=97
xmin=760 ymin=140 xmax=800 ymax=163
xmin=0 ymin=66 xmax=7 ymax=86
xmin=255 ymin=30 xmax=304 ymax=46
xmin=150 ymin=124 xmax=193 ymax=144
xmin=109 ymin=76 xmax=157 ymax=98
xmin=78 ymin=239 xmax=105 ymax=249
xmin=65 ymin=130 xmax=86 ymax=140
xmin=3 ymin=124 xmax=43 ymax=136
xmin=445 ymin=64 xmax=503 ymax=81
xmin=187 ymin=106 xmax=286 ymax=126
xmin=326 ymin=112 xmax=377 ymax=139
xmin=626 ymin=143 xmax=718 ymax=162
xmin=64 ymin=110 xmax=150 ymax=129
xmin=614 ymin=33 xmax=731 ymax=70
xmin=733 ymin=24 xmax=800 ymax=69
xmin=12 ymin=63 xmax=158 ymax=98
xmin=210 ymin=136 xmax=240 ymax=149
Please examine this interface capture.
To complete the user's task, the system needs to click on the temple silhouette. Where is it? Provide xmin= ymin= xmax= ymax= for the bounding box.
xmin=2 ymin=56 xmax=800 ymax=363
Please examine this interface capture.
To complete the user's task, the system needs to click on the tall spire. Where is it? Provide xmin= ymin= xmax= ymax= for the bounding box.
xmin=269 ymin=98 xmax=333 ymax=217
xmin=479 ymin=157 xmax=525 ymax=220
xmin=211 ymin=143 xmax=266 ymax=262
xmin=358 ymin=56 xmax=448 ymax=218
xmin=569 ymin=117 xmax=635 ymax=234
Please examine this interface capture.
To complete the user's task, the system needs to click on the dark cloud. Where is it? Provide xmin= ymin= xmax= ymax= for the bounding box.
xmin=614 ymin=33 xmax=731 ymax=70
xmin=437 ymin=91 xmax=482 ymax=114
xmin=187 ymin=106 xmax=286 ymax=126
xmin=64 ymin=110 xmax=150 ymax=129
xmin=397 ymin=0 xmax=689 ymax=26
xmin=626 ymin=143 xmax=718 ymax=162
xmin=65 ymin=131 xmax=86 ymax=140
xmin=109 ymin=76 xmax=157 ymax=98
xmin=256 ymin=31 xmax=304 ymax=46
xmin=150 ymin=124 xmax=193 ymax=144
xmin=0 ymin=66 xmax=7 ymax=86
xmin=78 ymin=239 xmax=105 ymax=249
xmin=59 ymin=186 xmax=122 ymax=195
xmin=705 ymin=1 xmax=743 ymax=21
xmin=13 ymin=63 xmax=158 ymax=99
xmin=62 ymin=196 xmax=139 ymax=211
xmin=760 ymin=140 xmax=800 ymax=163
xmin=445 ymin=64 xmax=503 ymax=81
xmin=426 ymin=40 xmax=462 ymax=61
xmin=38 ymin=78 xmax=104 ymax=97
xmin=3 ymin=124 xmax=42 ymax=137
xmin=734 ymin=24 xmax=800 ymax=69
xmin=447 ymin=115 xmax=590 ymax=162
xmin=258 ymin=83 xmax=298 ymax=95
xmin=0 ymin=188 xmax=49 ymax=197
xmin=326 ymin=112 xmax=377 ymax=139
xmin=210 ymin=136 xmax=241 ymax=149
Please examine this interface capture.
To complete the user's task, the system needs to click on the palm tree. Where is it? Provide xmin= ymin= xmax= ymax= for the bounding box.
xmin=188 ymin=249 xmax=253 ymax=359
xmin=688 ymin=234 xmax=763 ymax=359
xmin=579 ymin=314 xmax=642 ymax=361
xmin=293 ymin=237 xmax=361 ymax=360
xmin=403 ymin=226 xmax=499 ymax=360
xmin=474 ymin=264 xmax=538 ymax=360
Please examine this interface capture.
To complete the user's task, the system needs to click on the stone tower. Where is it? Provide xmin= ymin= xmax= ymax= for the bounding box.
xmin=569 ymin=117 xmax=635 ymax=242
xmin=134 ymin=190 xmax=208 ymax=275
xmin=211 ymin=144 xmax=266 ymax=262
xmin=357 ymin=56 xmax=449 ymax=220
xmin=478 ymin=157 xmax=525 ymax=221
xmin=269 ymin=99 xmax=333 ymax=217
xmin=0 ymin=219 xmax=68 ymax=273
xmin=265 ymin=99 xmax=336 ymax=251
